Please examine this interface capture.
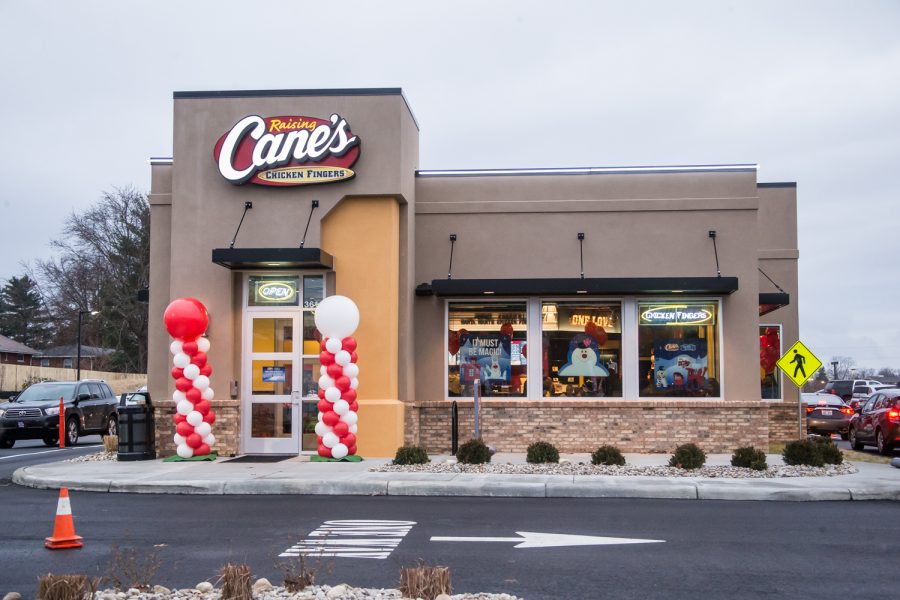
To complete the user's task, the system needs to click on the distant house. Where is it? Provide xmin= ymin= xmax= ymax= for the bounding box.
xmin=0 ymin=334 xmax=38 ymax=365
xmin=37 ymin=345 xmax=115 ymax=371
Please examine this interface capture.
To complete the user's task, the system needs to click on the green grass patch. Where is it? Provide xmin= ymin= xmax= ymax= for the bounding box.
xmin=311 ymin=454 xmax=363 ymax=462
xmin=163 ymin=452 xmax=218 ymax=462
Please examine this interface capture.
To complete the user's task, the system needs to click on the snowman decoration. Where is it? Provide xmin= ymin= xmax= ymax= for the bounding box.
xmin=558 ymin=335 xmax=610 ymax=377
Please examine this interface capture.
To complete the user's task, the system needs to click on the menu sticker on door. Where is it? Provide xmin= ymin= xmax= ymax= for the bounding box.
xmin=262 ymin=366 xmax=286 ymax=383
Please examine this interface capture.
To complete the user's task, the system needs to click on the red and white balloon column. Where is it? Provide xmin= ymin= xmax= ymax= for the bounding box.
xmin=164 ymin=298 xmax=217 ymax=459
xmin=313 ymin=295 xmax=360 ymax=459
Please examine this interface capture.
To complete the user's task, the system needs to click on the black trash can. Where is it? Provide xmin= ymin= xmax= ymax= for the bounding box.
xmin=118 ymin=391 xmax=156 ymax=461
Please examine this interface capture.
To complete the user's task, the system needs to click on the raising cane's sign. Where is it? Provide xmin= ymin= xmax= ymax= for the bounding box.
xmin=213 ymin=114 xmax=361 ymax=186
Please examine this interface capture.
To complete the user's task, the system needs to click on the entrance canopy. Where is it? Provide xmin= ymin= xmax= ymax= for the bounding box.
xmin=212 ymin=248 xmax=334 ymax=270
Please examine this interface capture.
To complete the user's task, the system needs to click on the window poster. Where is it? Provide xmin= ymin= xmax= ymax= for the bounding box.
xmin=558 ymin=334 xmax=609 ymax=377
xmin=458 ymin=332 xmax=511 ymax=384
xmin=262 ymin=366 xmax=287 ymax=382
xmin=653 ymin=339 xmax=708 ymax=392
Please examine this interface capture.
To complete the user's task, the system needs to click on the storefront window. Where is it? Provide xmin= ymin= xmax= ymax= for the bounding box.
xmin=303 ymin=275 xmax=324 ymax=308
xmin=542 ymin=302 xmax=622 ymax=397
xmin=760 ymin=325 xmax=781 ymax=399
xmin=448 ymin=302 xmax=527 ymax=398
xmin=638 ymin=302 xmax=720 ymax=397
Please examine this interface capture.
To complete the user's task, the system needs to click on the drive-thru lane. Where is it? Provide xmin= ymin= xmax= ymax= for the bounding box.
xmin=0 ymin=438 xmax=102 ymax=480
xmin=1 ymin=486 xmax=898 ymax=599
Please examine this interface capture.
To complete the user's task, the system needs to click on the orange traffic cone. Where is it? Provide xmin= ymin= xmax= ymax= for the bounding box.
xmin=45 ymin=487 xmax=83 ymax=549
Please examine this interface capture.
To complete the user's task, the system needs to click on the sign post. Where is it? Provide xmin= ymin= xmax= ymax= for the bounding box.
xmin=776 ymin=340 xmax=823 ymax=439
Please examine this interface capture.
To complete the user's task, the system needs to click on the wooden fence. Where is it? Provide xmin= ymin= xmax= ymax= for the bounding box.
xmin=0 ymin=364 xmax=146 ymax=395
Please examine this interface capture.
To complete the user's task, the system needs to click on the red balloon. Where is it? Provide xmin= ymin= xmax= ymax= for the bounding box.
xmin=318 ymin=445 xmax=332 ymax=457
xmin=163 ymin=298 xmax=209 ymax=340
xmin=349 ymin=400 xmax=359 ymax=412
xmin=333 ymin=422 xmax=349 ymax=437
xmin=176 ymin=421 xmax=194 ymax=437
xmin=327 ymin=363 xmax=344 ymax=379
xmin=350 ymin=351 xmax=358 ymax=363
xmin=186 ymin=433 xmax=202 ymax=449
xmin=320 ymin=338 xmax=330 ymax=352
xmin=584 ymin=321 xmax=608 ymax=346
xmin=171 ymin=367 xmax=184 ymax=380
xmin=522 ymin=343 xmax=527 ymax=358
xmin=317 ymin=388 xmax=325 ymax=400
xmin=759 ymin=335 xmax=768 ymax=350
xmin=341 ymin=337 xmax=357 ymax=353
xmin=194 ymin=443 xmax=210 ymax=456
xmin=175 ymin=377 xmax=193 ymax=392
xmin=190 ymin=351 xmax=207 ymax=367
xmin=203 ymin=411 xmax=216 ymax=425
xmin=341 ymin=433 xmax=357 ymax=448
xmin=348 ymin=445 xmax=357 ymax=456
xmin=500 ymin=323 xmax=514 ymax=337
xmin=319 ymin=351 xmax=334 ymax=366
xmin=194 ymin=400 xmax=211 ymax=415
xmin=200 ymin=364 xmax=212 ymax=377
xmin=341 ymin=389 xmax=357 ymax=402
xmin=182 ymin=341 xmax=199 ymax=356
xmin=335 ymin=376 xmax=351 ymax=392
xmin=174 ymin=413 xmax=186 ymax=424
xmin=322 ymin=411 xmax=340 ymax=426
xmin=448 ymin=330 xmax=460 ymax=356
xmin=317 ymin=399 xmax=331 ymax=413
xmin=317 ymin=435 xmax=322 ymax=444
xmin=185 ymin=388 xmax=202 ymax=403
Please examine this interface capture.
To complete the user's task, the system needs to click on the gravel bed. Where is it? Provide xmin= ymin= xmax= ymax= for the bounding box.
xmin=371 ymin=461 xmax=857 ymax=478
xmin=90 ymin=583 xmax=519 ymax=600
xmin=66 ymin=451 xmax=117 ymax=463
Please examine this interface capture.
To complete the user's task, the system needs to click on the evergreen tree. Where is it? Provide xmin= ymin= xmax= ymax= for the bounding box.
xmin=0 ymin=275 xmax=51 ymax=348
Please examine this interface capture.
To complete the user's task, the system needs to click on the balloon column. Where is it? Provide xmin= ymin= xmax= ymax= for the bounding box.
xmin=164 ymin=298 xmax=216 ymax=459
xmin=314 ymin=295 xmax=360 ymax=459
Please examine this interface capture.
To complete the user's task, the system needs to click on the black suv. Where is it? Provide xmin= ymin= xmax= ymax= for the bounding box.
xmin=0 ymin=380 xmax=119 ymax=448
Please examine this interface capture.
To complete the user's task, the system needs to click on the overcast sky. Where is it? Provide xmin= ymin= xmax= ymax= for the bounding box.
xmin=1 ymin=1 xmax=898 ymax=370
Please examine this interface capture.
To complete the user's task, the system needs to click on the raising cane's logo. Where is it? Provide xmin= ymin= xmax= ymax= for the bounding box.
xmin=213 ymin=114 xmax=361 ymax=186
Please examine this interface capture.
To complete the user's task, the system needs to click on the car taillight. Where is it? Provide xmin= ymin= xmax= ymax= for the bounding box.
xmin=840 ymin=407 xmax=854 ymax=416
xmin=806 ymin=406 xmax=815 ymax=414
xmin=829 ymin=389 xmax=835 ymax=394
xmin=888 ymin=410 xmax=899 ymax=423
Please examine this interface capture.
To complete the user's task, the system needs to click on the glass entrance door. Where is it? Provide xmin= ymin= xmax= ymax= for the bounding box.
xmin=243 ymin=313 xmax=301 ymax=454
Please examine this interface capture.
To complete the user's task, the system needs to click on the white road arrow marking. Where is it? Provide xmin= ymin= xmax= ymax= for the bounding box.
xmin=430 ymin=531 xmax=664 ymax=549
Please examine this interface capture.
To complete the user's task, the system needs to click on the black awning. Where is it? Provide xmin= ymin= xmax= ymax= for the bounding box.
xmin=417 ymin=277 xmax=739 ymax=297
xmin=212 ymin=248 xmax=334 ymax=270
xmin=759 ymin=292 xmax=790 ymax=316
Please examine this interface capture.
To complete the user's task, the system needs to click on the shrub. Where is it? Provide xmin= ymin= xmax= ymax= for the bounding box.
xmin=782 ymin=439 xmax=825 ymax=467
xmin=219 ymin=563 xmax=252 ymax=600
xmin=399 ymin=562 xmax=451 ymax=600
xmin=668 ymin=443 xmax=707 ymax=470
xmin=591 ymin=445 xmax=626 ymax=466
xmin=103 ymin=435 xmax=119 ymax=454
xmin=526 ymin=441 xmax=559 ymax=464
xmin=730 ymin=446 xmax=768 ymax=471
xmin=811 ymin=436 xmax=844 ymax=465
xmin=37 ymin=574 xmax=99 ymax=600
xmin=456 ymin=438 xmax=491 ymax=464
xmin=393 ymin=445 xmax=430 ymax=465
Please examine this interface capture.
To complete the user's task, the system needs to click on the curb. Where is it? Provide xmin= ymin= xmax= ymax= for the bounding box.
xmin=13 ymin=466 xmax=900 ymax=501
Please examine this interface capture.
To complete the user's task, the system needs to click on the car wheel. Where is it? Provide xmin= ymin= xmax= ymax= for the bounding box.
xmin=42 ymin=436 xmax=58 ymax=447
xmin=849 ymin=427 xmax=864 ymax=451
xmin=66 ymin=418 xmax=80 ymax=446
xmin=0 ymin=437 xmax=14 ymax=449
xmin=876 ymin=429 xmax=892 ymax=456
xmin=105 ymin=415 xmax=118 ymax=438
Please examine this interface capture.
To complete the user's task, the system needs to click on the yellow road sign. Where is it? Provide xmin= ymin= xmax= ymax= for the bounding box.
xmin=776 ymin=340 xmax=823 ymax=388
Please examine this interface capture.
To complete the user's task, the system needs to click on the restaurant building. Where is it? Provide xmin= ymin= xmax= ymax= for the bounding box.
xmin=148 ymin=88 xmax=800 ymax=458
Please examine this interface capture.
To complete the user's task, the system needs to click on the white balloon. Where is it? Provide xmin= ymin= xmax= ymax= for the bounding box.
xmin=170 ymin=340 xmax=183 ymax=355
xmin=173 ymin=352 xmax=190 ymax=368
xmin=176 ymin=400 xmax=194 ymax=415
xmin=173 ymin=433 xmax=186 ymax=445
xmin=325 ymin=387 xmax=341 ymax=403
xmin=350 ymin=377 xmax=359 ymax=390
xmin=349 ymin=423 xmax=358 ymax=434
xmin=315 ymin=295 xmax=360 ymax=339
xmin=195 ymin=422 xmax=212 ymax=438
xmin=323 ymin=432 xmax=339 ymax=448
xmin=177 ymin=444 xmax=194 ymax=459
xmin=202 ymin=387 xmax=215 ymax=401
xmin=333 ymin=399 xmax=350 ymax=415
xmin=343 ymin=363 xmax=359 ymax=378
xmin=314 ymin=422 xmax=330 ymax=437
xmin=317 ymin=411 xmax=324 ymax=422
xmin=325 ymin=337 xmax=342 ymax=354
xmin=197 ymin=337 xmax=210 ymax=352
xmin=203 ymin=433 xmax=216 ymax=446
xmin=320 ymin=365 xmax=328 ymax=377
xmin=173 ymin=390 xmax=187 ymax=403
xmin=186 ymin=410 xmax=203 ymax=427
xmin=192 ymin=375 xmax=210 ymax=391
xmin=331 ymin=443 xmax=348 ymax=459
xmin=318 ymin=375 xmax=334 ymax=389
xmin=340 ymin=411 xmax=358 ymax=425
xmin=334 ymin=350 xmax=351 ymax=366
xmin=183 ymin=364 xmax=200 ymax=380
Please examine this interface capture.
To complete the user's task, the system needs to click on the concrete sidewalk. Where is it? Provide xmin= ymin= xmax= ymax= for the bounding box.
xmin=12 ymin=453 xmax=900 ymax=501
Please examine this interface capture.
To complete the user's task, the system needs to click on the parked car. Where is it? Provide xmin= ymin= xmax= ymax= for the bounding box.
xmin=848 ymin=389 xmax=900 ymax=455
xmin=803 ymin=394 xmax=854 ymax=439
xmin=0 ymin=380 xmax=119 ymax=448
xmin=822 ymin=379 xmax=883 ymax=402
xmin=849 ymin=383 xmax=894 ymax=410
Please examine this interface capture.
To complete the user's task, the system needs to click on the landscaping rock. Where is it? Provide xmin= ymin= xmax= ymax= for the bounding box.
xmin=253 ymin=577 xmax=273 ymax=593
xmin=3 ymin=593 xmax=22 ymax=600
xmin=195 ymin=581 xmax=214 ymax=593
xmin=151 ymin=586 xmax=170 ymax=595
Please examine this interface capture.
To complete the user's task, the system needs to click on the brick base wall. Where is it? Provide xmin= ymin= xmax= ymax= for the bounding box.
xmin=153 ymin=400 xmax=241 ymax=458
xmin=409 ymin=400 xmax=774 ymax=454
xmin=767 ymin=401 xmax=806 ymax=443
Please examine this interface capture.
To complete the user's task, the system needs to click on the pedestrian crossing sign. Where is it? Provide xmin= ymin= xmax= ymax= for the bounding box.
xmin=776 ymin=340 xmax=822 ymax=388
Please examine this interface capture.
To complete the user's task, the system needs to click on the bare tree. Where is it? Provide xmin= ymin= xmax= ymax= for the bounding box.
xmin=828 ymin=355 xmax=857 ymax=380
xmin=877 ymin=367 xmax=896 ymax=377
